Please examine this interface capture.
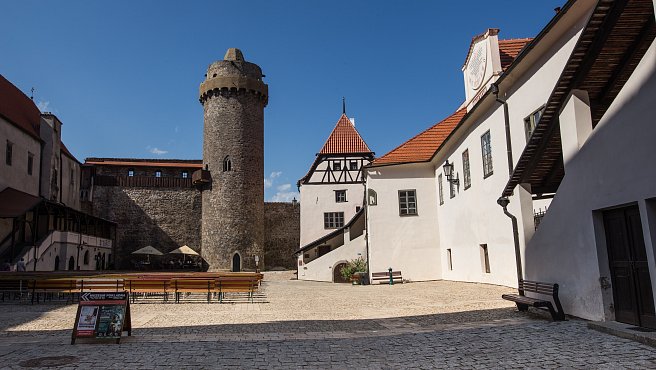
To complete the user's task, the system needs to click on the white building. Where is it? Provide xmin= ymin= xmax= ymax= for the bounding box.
xmin=364 ymin=0 xmax=656 ymax=329
xmin=0 ymin=75 xmax=115 ymax=271
xmin=296 ymin=113 xmax=374 ymax=282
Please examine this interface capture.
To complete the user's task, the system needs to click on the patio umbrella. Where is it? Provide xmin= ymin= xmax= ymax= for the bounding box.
xmin=168 ymin=245 xmax=199 ymax=264
xmin=131 ymin=245 xmax=163 ymax=263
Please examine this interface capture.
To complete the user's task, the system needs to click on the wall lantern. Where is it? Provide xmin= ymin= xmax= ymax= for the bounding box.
xmin=442 ymin=160 xmax=459 ymax=186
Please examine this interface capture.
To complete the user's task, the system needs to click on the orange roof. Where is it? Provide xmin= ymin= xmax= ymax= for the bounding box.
xmin=0 ymin=74 xmax=41 ymax=141
xmin=319 ymin=114 xmax=372 ymax=155
xmin=373 ymin=108 xmax=466 ymax=166
xmin=85 ymin=158 xmax=203 ymax=169
xmin=499 ymin=38 xmax=533 ymax=71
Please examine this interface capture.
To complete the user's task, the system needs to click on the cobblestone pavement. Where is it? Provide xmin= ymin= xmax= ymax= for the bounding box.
xmin=0 ymin=272 xmax=654 ymax=369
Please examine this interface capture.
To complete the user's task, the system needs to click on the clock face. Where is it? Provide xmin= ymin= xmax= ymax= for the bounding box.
xmin=468 ymin=41 xmax=487 ymax=90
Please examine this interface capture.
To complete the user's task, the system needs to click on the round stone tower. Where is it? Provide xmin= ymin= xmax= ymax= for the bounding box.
xmin=199 ymin=48 xmax=268 ymax=271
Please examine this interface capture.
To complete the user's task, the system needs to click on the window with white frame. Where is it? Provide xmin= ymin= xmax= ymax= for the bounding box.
xmin=333 ymin=161 xmax=342 ymax=171
xmin=398 ymin=190 xmax=417 ymax=216
xmin=349 ymin=161 xmax=358 ymax=170
xmin=128 ymin=169 xmax=134 ymax=177
xmin=335 ymin=190 xmax=347 ymax=203
xmin=524 ymin=106 xmax=545 ymax=141
xmin=324 ymin=212 xmax=344 ymax=229
xmin=438 ymin=174 xmax=444 ymax=205
xmin=155 ymin=170 xmax=162 ymax=178
xmin=462 ymin=149 xmax=471 ymax=190
xmin=481 ymin=130 xmax=493 ymax=178
xmin=181 ymin=171 xmax=189 ymax=179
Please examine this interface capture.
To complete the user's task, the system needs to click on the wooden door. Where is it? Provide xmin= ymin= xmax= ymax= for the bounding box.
xmin=333 ymin=263 xmax=349 ymax=283
xmin=603 ymin=205 xmax=656 ymax=328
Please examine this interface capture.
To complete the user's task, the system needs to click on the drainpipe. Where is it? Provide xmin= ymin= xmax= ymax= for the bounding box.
xmin=498 ymin=197 xmax=523 ymax=284
xmin=491 ymin=83 xmax=514 ymax=175
xmin=492 ymin=83 xmax=523 ymax=286
xmin=362 ymin=169 xmax=371 ymax=285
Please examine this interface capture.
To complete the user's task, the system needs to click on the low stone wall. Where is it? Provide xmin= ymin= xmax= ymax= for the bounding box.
xmin=264 ymin=202 xmax=299 ymax=270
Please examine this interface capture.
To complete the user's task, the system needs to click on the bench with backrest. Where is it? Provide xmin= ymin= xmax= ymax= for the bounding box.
xmin=28 ymin=279 xmax=78 ymax=304
xmin=126 ymin=279 xmax=170 ymax=303
xmin=77 ymin=279 xmax=124 ymax=292
xmin=502 ymin=279 xmax=565 ymax=321
xmin=0 ymin=279 xmax=28 ymax=302
xmin=371 ymin=271 xmax=403 ymax=285
xmin=215 ymin=276 xmax=259 ymax=303
xmin=171 ymin=278 xmax=215 ymax=303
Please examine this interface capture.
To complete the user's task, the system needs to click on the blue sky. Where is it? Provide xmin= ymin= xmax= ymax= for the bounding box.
xmin=1 ymin=1 xmax=563 ymax=201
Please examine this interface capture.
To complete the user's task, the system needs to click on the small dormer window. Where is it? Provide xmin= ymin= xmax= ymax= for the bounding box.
xmin=128 ymin=169 xmax=134 ymax=177
xmin=223 ymin=156 xmax=232 ymax=172
xmin=155 ymin=170 xmax=162 ymax=178
xmin=181 ymin=171 xmax=189 ymax=178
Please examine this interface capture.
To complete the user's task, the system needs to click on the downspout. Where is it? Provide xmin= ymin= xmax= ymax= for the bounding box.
xmin=363 ymin=168 xmax=371 ymax=285
xmin=492 ymin=83 xmax=523 ymax=285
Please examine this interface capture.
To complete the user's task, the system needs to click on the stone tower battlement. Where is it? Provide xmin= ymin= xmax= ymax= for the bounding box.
xmin=199 ymin=48 xmax=266 ymax=272
xmin=199 ymin=48 xmax=268 ymax=106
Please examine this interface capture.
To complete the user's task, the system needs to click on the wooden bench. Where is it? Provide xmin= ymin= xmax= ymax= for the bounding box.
xmin=0 ymin=279 xmax=28 ymax=302
xmin=216 ymin=276 xmax=259 ymax=303
xmin=502 ymin=279 xmax=565 ymax=321
xmin=171 ymin=279 xmax=215 ymax=303
xmin=126 ymin=279 xmax=170 ymax=303
xmin=371 ymin=270 xmax=403 ymax=285
xmin=28 ymin=279 xmax=77 ymax=304
xmin=78 ymin=279 xmax=124 ymax=292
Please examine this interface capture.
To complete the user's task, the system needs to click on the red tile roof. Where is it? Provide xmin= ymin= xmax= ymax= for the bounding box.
xmin=85 ymin=158 xmax=203 ymax=169
xmin=373 ymin=108 xmax=467 ymax=166
xmin=319 ymin=114 xmax=372 ymax=155
xmin=0 ymin=75 xmax=41 ymax=141
xmin=499 ymin=38 xmax=533 ymax=71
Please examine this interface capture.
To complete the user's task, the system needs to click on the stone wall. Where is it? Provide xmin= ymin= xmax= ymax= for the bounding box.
xmin=264 ymin=202 xmax=300 ymax=270
xmin=91 ymin=185 xmax=201 ymax=269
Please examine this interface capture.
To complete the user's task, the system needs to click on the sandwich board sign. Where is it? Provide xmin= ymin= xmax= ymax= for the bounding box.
xmin=71 ymin=291 xmax=132 ymax=344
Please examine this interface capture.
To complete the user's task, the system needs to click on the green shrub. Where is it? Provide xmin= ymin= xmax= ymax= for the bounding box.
xmin=340 ymin=257 xmax=367 ymax=280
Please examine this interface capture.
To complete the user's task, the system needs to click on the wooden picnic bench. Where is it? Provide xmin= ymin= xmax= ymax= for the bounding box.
xmin=502 ymin=279 xmax=566 ymax=321
xmin=126 ymin=279 xmax=171 ymax=303
xmin=0 ymin=279 xmax=28 ymax=302
xmin=371 ymin=270 xmax=403 ymax=285
xmin=77 ymin=279 xmax=124 ymax=292
xmin=216 ymin=276 xmax=259 ymax=303
xmin=172 ymin=278 xmax=215 ymax=303
xmin=28 ymin=279 xmax=77 ymax=304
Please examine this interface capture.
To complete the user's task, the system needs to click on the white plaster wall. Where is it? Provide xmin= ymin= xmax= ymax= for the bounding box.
xmin=0 ymin=117 xmax=41 ymax=196
xmin=524 ymin=40 xmax=656 ymax=321
xmin=19 ymin=231 xmax=113 ymax=271
xmin=60 ymin=154 xmax=81 ymax=210
xmin=300 ymin=182 xmax=365 ymax=246
xmin=298 ymin=233 xmax=366 ymax=282
xmin=366 ymin=163 xmax=441 ymax=282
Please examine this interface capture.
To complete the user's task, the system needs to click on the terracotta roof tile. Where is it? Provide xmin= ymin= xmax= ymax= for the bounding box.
xmin=499 ymin=38 xmax=533 ymax=71
xmin=319 ymin=114 xmax=372 ymax=155
xmin=0 ymin=75 xmax=41 ymax=141
xmin=373 ymin=108 xmax=466 ymax=166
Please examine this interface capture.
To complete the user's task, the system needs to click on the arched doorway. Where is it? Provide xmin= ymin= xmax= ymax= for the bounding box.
xmin=333 ymin=262 xmax=350 ymax=283
xmin=54 ymin=256 xmax=60 ymax=271
xmin=232 ymin=253 xmax=241 ymax=272
xmin=68 ymin=256 xmax=75 ymax=271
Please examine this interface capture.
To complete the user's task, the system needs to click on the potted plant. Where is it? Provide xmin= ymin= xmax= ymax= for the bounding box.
xmin=340 ymin=257 xmax=367 ymax=285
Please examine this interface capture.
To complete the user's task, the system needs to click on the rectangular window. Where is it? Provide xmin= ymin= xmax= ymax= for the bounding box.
xmin=350 ymin=161 xmax=358 ymax=170
xmin=481 ymin=130 xmax=493 ymax=178
xmin=335 ymin=190 xmax=347 ymax=203
xmin=27 ymin=152 xmax=34 ymax=175
xmin=128 ymin=169 xmax=134 ymax=177
xmin=438 ymin=174 xmax=444 ymax=205
xmin=324 ymin=212 xmax=344 ymax=229
xmin=524 ymin=106 xmax=545 ymax=141
xmin=155 ymin=170 xmax=162 ymax=178
xmin=449 ymin=177 xmax=456 ymax=199
xmin=480 ymin=244 xmax=490 ymax=273
xmin=333 ymin=161 xmax=341 ymax=171
xmin=181 ymin=171 xmax=189 ymax=179
xmin=398 ymin=190 xmax=417 ymax=216
xmin=462 ymin=149 xmax=471 ymax=190
xmin=355 ymin=206 xmax=361 ymax=212
xmin=5 ymin=141 xmax=13 ymax=166
xmin=447 ymin=249 xmax=453 ymax=271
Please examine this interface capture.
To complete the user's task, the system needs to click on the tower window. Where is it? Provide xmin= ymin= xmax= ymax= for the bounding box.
xmin=335 ymin=190 xmax=347 ymax=203
xmin=5 ymin=141 xmax=13 ymax=166
xmin=155 ymin=170 xmax=162 ymax=178
xmin=128 ymin=169 xmax=134 ymax=177
xmin=181 ymin=171 xmax=189 ymax=178
xmin=27 ymin=152 xmax=34 ymax=175
xmin=223 ymin=156 xmax=232 ymax=172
